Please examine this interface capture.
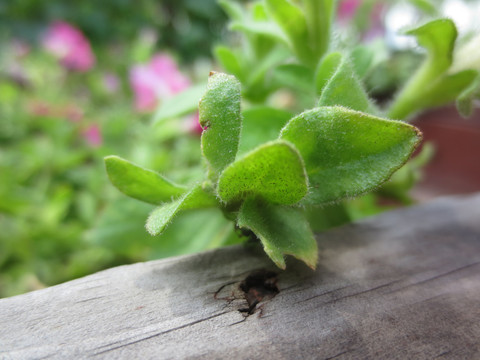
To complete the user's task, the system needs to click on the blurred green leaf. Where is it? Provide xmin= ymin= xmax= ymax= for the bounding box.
xmin=456 ymin=71 xmax=480 ymax=118
xmin=416 ymin=70 xmax=478 ymax=112
xmin=105 ymin=156 xmax=187 ymax=205
xmin=218 ymin=0 xmax=244 ymax=21
xmin=153 ymin=83 xmax=206 ymax=124
xmin=214 ymin=46 xmax=245 ymax=82
xmin=303 ymin=0 xmax=335 ymax=60
xmin=273 ymin=64 xmax=315 ymax=95
xmin=237 ymin=198 xmax=317 ymax=269
xmin=146 ymin=184 xmax=218 ymax=236
xmin=388 ymin=19 xmax=460 ymax=119
xmin=199 ymin=72 xmax=242 ymax=178
xmin=265 ymin=0 xmax=314 ymax=66
xmin=280 ymin=106 xmax=422 ymax=204
xmin=238 ymin=106 xmax=292 ymax=155
xmin=218 ymin=140 xmax=308 ymax=205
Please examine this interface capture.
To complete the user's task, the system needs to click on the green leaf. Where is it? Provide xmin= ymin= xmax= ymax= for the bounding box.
xmin=350 ymin=45 xmax=374 ymax=79
xmin=407 ymin=0 xmax=439 ymax=17
xmin=214 ymin=46 xmax=244 ymax=82
xmin=456 ymin=71 xmax=480 ymax=118
xmin=153 ymin=83 xmax=206 ymax=124
xmin=407 ymin=19 xmax=456 ymax=76
xmin=238 ymin=106 xmax=293 ymax=156
xmin=217 ymin=140 xmax=308 ymax=205
xmin=273 ymin=64 xmax=315 ymax=94
xmin=415 ymin=70 xmax=478 ymax=111
xmin=280 ymin=106 xmax=422 ymax=204
xmin=315 ymin=52 xmax=342 ymax=96
xmin=105 ymin=156 xmax=187 ymax=205
xmin=388 ymin=19 xmax=458 ymax=119
xmin=237 ymin=198 xmax=317 ymax=269
xmin=303 ymin=0 xmax=335 ymax=60
xmin=265 ymin=0 xmax=314 ymax=67
xmin=199 ymin=72 xmax=242 ymax=178
xmin=218 ymin=0 xmax=244 ymax=21
xmin=146 ymin=184 xmax=218 ymax=236
xmin=318 ymin=56 xmax=372 ymax=113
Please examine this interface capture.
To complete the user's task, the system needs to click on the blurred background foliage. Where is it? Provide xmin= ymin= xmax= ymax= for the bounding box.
xmin=1 ymin=0 xmax=479 ymax=298
xmin=0 ymin=0 xmax=227 ymax=62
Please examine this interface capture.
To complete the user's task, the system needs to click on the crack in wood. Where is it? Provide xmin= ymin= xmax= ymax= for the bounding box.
xmin=76 ymin=296 xmax=107 ymax=303
xmin=387 ymin=261 xmax=480 ymax=294
xmin=323 ymin=281 xmax=402 ymax=305
xmin=92 ymin=311 xmax=229 ymax=356
xmin=324 ymin=349 xmax=354 ymax=359
xmin=296 ymin=284 xmax=354 ymax=304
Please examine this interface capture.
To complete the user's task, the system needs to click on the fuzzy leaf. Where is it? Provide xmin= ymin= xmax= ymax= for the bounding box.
xmin=105 ymin=156 xmax=186 ymax=204
xmin=153 ymin=83 xmax=206 ymax=124
xmin=315 ymin=52 xmax=342 ymax=96
xmin=199 ymin=72 xmax=242 ymax=177
xmin=318 ymin=56 xmax=372 ymax=113
xmin=237 ymin=197 xmax=317 ymax=269
xmin=218 ymin=140 xmax=308 ymax=205
xmin=350 ymin=45 xmax=374 ymax=79
xmin=280 ymin=106 xmax=422 ymax=204
xmin=146 ymin=184 xmax=218 ymax=235
xmin=238 ymin=106 xmax=292 ymax=155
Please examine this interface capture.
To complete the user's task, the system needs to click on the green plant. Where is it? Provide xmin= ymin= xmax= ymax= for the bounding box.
xmin=105 ymin=0 xmax=479 ymax=269
xmin=106 ymin=72 xmax=421 ymax=269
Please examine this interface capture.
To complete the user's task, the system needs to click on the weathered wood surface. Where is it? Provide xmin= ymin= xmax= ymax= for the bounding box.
xmin=1 ymin=194 xmax=480 ymax=359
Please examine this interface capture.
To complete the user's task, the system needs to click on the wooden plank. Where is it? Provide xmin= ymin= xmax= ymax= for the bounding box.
xmin=1 ymin=194 xmax=480 ymax=359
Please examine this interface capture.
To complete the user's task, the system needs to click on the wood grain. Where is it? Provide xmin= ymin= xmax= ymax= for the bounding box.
xmin=1 ymin=194 xmax=480 ymax=359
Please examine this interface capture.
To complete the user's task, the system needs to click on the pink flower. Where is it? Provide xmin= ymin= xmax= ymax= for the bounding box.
xmin=82 ymin=124 xmax=102 ymax=147
xmin=337 ymin=0 xmax=385 ymax=40
xmin=338 ymin=0 xmax=361 ymax=21
xmin=129 ymin=54 xmax=191 ymax=112
xmin=43 ymin=21 xmax=95 ymax=72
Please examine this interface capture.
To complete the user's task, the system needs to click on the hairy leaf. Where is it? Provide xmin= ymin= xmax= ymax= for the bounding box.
xmin=105 ymin=156 xmax=186 ymax=204
xmin=146 ymin=184 xmax=218 ymax=236
xmin=218 ymin=140 xmax=308 ymax=205
xmin=237 ymin=198 xmax=317 ymax=269
xmin=199 ymin=72 xmax=242 ymax=178
xmin=280 ymin=106 xmax=422 ymax=204
xmin=315 ymin=52 xmax=342 ymax=96
xmin=318 ymin=56 xmax=372 ymax=113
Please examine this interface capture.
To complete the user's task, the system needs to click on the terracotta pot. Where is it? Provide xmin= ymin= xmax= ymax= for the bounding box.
xmin=411 ymin=106 xmax=480 ymax=200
